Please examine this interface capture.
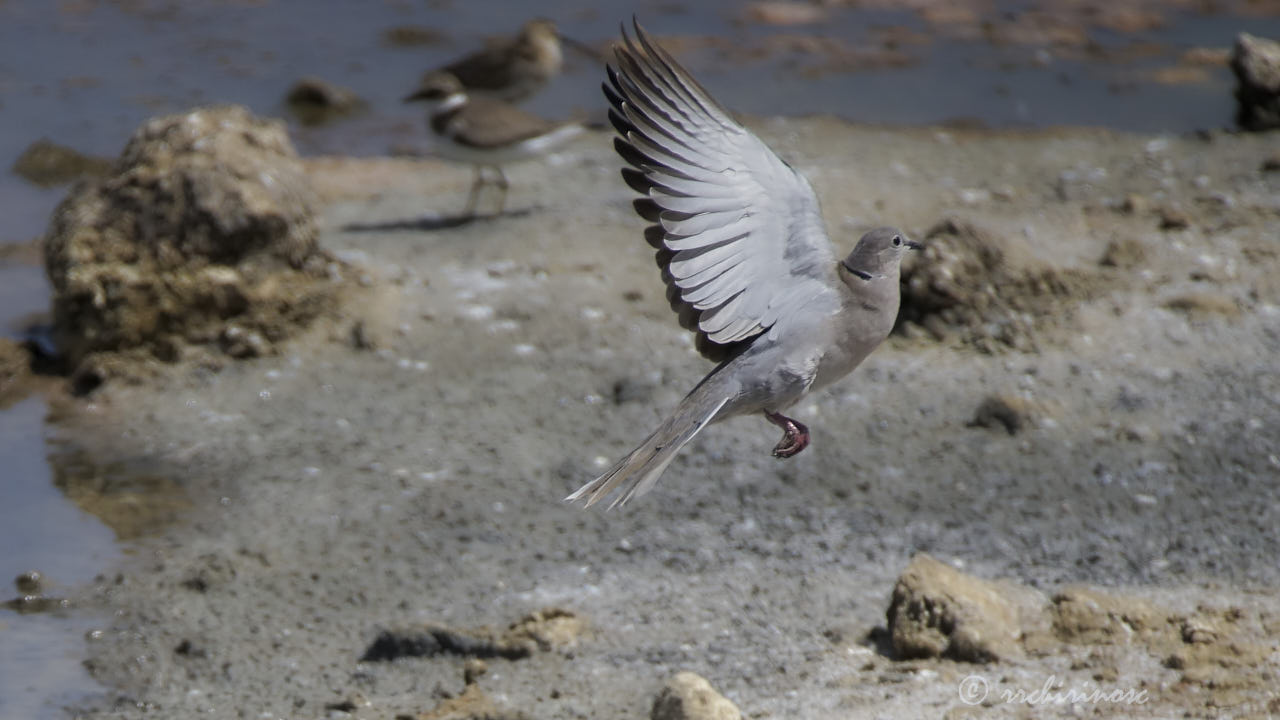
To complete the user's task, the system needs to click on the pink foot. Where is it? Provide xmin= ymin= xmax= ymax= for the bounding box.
xmin=764 ymin=410 xmax=810 ymax=459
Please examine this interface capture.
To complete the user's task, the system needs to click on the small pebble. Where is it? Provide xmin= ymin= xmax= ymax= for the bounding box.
xmin=15 ymin=571 xmax=43 ymax=595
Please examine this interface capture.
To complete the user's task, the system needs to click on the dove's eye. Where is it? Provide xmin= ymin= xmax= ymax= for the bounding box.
xmin=891 ymin=235 xmax=902 ymax=247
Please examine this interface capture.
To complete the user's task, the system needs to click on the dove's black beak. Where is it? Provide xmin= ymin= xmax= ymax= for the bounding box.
xmin=906 ymin=240 xmax=924 ymax=251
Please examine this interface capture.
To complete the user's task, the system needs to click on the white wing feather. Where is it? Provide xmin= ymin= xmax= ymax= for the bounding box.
xmin=606 ymin=22 xmax=840 ymax=349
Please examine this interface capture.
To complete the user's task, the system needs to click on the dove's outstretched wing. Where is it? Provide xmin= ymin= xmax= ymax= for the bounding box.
xmin=605 ymin=20 xmax=840 ymax=362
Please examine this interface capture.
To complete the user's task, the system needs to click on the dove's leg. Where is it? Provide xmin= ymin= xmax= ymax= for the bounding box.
xmin=764 ymin=410 xmax=809 ymax=459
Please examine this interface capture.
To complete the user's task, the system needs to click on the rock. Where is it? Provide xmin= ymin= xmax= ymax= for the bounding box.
xmin=1231 ymin=33 xmax=1280 ymax=131
xmin=967 ymin=393 xmax=1039 ymax=435
xmin=1051 ymin=587 xmax=1164 ymax=645
xmin=886 ymin=553 xmax=1039 ymax=663
xmin=285 ymin=77 xmax=366 ymax=126
xmin=651 ymin=672 xmax=741 ymax=720
xmin=11 ymin=139 xmax=112 ymax=188
xmin=1262 ymin=153 xmax=1280 ymax=173
xmin=43 ymin=105 xmax=346 ymax=380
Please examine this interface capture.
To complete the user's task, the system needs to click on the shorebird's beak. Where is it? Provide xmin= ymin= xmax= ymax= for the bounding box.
xmin=906 ymin=240 xmax=924 ymax=251
xmin=403 ymin=89 xmax=429 ymax=104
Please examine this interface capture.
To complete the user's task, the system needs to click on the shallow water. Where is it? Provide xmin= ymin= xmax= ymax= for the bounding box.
xmin=2 ymin=0 xmax=1278 ymax=242
xmin=0 ymin=0 xmax=1278 ymax=716
xmin=0 ymin=396 xmax=119 ymax=719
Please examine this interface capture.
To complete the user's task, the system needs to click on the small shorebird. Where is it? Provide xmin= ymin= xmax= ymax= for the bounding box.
xmin=565 ymin=21 xmax=919 ymax=508
xmin=428 ymin=18 xmax=564 ymax=104
xmin=404 ymin=71 xmax=584 ymax=216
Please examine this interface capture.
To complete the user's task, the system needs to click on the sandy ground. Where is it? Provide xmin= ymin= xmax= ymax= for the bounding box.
xmin=55 ymin=118 xmax=1280 ymax=718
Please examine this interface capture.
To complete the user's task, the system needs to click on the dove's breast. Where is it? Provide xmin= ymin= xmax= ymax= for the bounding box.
xmin=811 ymin=285 xmax=899 ymax=391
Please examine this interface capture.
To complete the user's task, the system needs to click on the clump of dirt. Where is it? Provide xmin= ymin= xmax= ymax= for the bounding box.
xmin=42 ymin=105 xmax=351 ymax=387
xmin=878 ymin=559 xmax=1280 ymax=714
xmin=362 ymin=608 xmax=587 ymax=662
xmin=896 ymin=218 xmax=1099 ymax=352
xmin=1051 ymin=589 xmax=1280 ymax=712
xmin=1051 ymin=587 xmax=1165 ymax=645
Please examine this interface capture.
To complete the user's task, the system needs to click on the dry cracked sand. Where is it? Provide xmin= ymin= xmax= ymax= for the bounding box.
xmin=34 ymin=117 xmax=1280 ymax=718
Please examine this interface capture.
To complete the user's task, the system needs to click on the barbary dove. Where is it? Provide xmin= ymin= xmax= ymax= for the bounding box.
xmin=567 ymin=21 xmax=919 ymax=508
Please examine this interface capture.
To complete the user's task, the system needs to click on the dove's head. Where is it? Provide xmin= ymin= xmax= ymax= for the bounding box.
xmin=839 ymin=227 xmax=920 ymax=283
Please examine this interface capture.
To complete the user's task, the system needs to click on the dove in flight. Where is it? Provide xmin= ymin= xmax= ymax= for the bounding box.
xmin=567 ymin=20 xmax=920 ymax=509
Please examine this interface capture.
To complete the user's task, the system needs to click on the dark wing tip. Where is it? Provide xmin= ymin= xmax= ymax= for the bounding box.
xmin=633 ymin=198 xmax=662 ymax=222
xmin=643 ymin=224 xmax=665 ymax=250
xmin=613 ymin=137 xmax=650 ymax=171
xmin=606 ymin=107 xmax=632 ymax=137
xmin=620 ymin=167 xmax=651 ymax=195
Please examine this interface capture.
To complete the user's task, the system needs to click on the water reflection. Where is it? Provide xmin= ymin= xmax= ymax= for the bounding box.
xmin=0 ymin=263 xmax=190 ymax=716
xmin=0 ymin=396 xmax=115 ymax=719
xmin=47 ymin=443 xmax=191 ymax=542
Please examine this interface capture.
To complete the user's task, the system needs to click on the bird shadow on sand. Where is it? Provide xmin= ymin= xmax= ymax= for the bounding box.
xmin=340 ymin=207 xmax=537 ymax=233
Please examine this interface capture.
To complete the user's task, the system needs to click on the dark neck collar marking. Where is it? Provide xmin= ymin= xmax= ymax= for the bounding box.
xmin=842 ymin=261 xmax=873 ymax=281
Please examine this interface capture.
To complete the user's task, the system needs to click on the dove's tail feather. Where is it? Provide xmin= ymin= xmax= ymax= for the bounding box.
xmin=566 ymin=394 xmax=730 ymax=509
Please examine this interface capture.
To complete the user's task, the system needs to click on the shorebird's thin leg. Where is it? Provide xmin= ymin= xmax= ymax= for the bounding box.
xmin=492 ymin=166 xmax=510 ymax=214
xmin=463 ymin=165 xmax=486 ymax=217
xmin=764 ymin=410 xmax=809 ymax=459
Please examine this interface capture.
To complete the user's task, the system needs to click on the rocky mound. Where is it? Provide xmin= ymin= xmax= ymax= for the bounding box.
xmin=43 ymin=105 xmax=348 ymax=388
xmin=896 ymin=218 xmax=1096 ymax=352
xmin=1232 ymin=33 xmax=1280 ymax=131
